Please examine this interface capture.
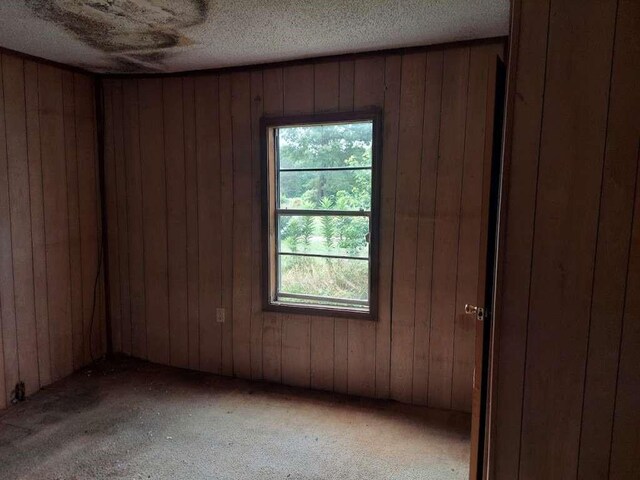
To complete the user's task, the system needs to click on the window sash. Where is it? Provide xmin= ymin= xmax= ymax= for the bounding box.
xmin=279 ymin=166 xmax=372 ymax=172
xmin=278 ymin=251 xmax=368 ymax=261
xmin=276 ymin=292 xmax=369 ymax=308
xmin=275 ymin=209 xmax=370 ymax=216
xmin=273 ymin=129 xmax=373 ymax=308
xmin=262 ymin=111 xmax=381 ymax=320
xmin=274 ymin=208 xmax=372 ymax=306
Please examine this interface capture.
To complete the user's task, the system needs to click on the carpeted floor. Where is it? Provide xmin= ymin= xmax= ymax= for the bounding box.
xmin=0 ymin=357 xmax=470 ymax=479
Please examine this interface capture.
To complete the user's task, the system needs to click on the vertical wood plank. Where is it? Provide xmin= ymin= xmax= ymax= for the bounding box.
xmin=0 ymin=54 xmax=20 ymax=400
xmin=609 ymin=153 xmax=640 ymax=480
xmin=338 ymin=61 xmax=354 ymax=112
xmin=122 ymin=80 xmax=146 ymax=359
xmin=75 ymin=73 xmax=100 ymax=365
xmin=262 ymin=312 xmax=282 ymax=383
xmin=411 ymin=50 xmax=443 ymax=405
xmin=580 ymin=1 xmax=640 ymax=477
xmin=163 ymin=77 xmax=188 ymax=369
xmin=95 ymin=76 xmax=107 ymax=359
xmin=346 ymin=322 xmax=375 ymax=397
xmin=389 ymin=53 xmax=427 ymax=403
xmin=182 ymin=77 xmax=199 ymax=370
xmin=313 ymin=62 xmax=340 ymax=112
xmin=250 ymin=70 xmax=264 ymax=380
xmin=262 ymin=67 xmax=284 ymax=116
xmin=39 ymin=64 xmax=73 ymax=381
xmin=519 ymin=0 xmax=617 ymax=476
xmin=375 ymin=54 xmax=401 ymax=400
xmin=3 ymin=55 xmax=40 ymax=395
xmin=103 ymin=81 xmax=122 ymax=354
xmin=0 ymin=55 xmax=6 ymax=409
xmin=283 ymin=65 xmax=314 ymax=114
xmin=195 ymin=75 xmax=222 ymax=373
xmin=353 ymin=57 xmax=385 ymax=109
xmin=98 ymin=117 xmax=108 ymax=355
xmin=24 ymin=60 xmax=51 ymax=386
xmin=493 ymin=1 xmax=549 ymax=476
xmin=218 ymin=75 xmax=234 ymax=376
xmin=282 ymin=314 xmax=311 ymax=388
xmin=231 ymin=72 xmax=252 ymax=379
xmin=111 ymin=81 xmax=131 ymax=356
xmin=427 ymin=47 xmax=469 ymax=409
xmin=62 ymin=70 xmax=83 ymax=368
xmin=310 ymin=316 xmax=334 ymax=391
xmin=334 ymin=314 xmax=348 ymax=386
xmin=138 ymin=78 xmax=170 ymax=365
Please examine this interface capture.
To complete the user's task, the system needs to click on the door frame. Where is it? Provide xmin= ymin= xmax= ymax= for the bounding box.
xmin=470 ymin=55 xmax=507 ymax=480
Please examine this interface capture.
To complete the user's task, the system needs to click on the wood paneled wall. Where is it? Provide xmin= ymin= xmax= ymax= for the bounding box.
xmin=0 ymin=51 xmax=105 ymax=409
xmin=102 ymin=39 xmax=503 ymax=411
xmin=490 ymin=0 xmax=639 ymax=478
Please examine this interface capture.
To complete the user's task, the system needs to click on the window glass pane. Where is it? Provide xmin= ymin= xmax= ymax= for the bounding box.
xmin=270 ymin=119 xmax=375 ymax=313
xmin=278 ymin=122 xmax=373 ymax=169
xmin=278 ymin=255 xmax=369 ymax=306
xmin=278 ymin=215 xmax=369 ymax=258
xmin=279 ymin=169 xmax=371 ymax=211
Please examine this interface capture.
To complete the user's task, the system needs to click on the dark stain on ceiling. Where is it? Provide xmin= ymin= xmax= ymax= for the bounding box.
xmin=25 ymin=0 xmax=209 ymax=72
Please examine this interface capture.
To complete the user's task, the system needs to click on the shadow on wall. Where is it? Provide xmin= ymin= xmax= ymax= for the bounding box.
xmin=26 ymin=0 xmax=209 ymax=72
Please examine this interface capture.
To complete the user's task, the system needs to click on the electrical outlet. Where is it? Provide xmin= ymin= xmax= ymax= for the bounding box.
xmin=216 ymin=308 xmax=225 ymax=323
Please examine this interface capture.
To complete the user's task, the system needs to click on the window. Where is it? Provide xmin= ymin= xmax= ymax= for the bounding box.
xmin=262 ymin=112 xmax=381 ymax=320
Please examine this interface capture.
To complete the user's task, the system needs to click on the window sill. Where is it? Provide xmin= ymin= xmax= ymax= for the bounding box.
xmin=263 ymin=302 xmax=377 ymax=321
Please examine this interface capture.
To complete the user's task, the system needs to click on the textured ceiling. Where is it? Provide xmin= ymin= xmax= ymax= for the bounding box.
xmin=0 ymin=1 xmax=509 ymax=74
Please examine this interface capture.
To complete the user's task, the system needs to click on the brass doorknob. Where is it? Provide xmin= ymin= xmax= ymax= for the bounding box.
xmin=465 ymin=304 xmax=485 ymax=320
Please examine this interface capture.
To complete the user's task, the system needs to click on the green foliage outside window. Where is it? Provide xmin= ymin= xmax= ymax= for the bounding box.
xmin=278 ymin=123 xmax=372 ymax=256
xmin=276 ymin=122 xmax=373 ymax=305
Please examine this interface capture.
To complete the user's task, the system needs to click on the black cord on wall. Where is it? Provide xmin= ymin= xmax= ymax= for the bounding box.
xmin=88 ymin=239 xmax=103 ymax=361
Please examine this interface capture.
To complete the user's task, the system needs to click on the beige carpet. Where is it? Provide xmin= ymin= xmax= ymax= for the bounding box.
xmin=0 ymin=358 xmax=470 ymax=479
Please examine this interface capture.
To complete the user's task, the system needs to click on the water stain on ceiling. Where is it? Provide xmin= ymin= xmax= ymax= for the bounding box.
xmin=26 ymin=0 xmax=209 ymax=72
xmin=2 ymin=1 xmax=510 ymax=74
